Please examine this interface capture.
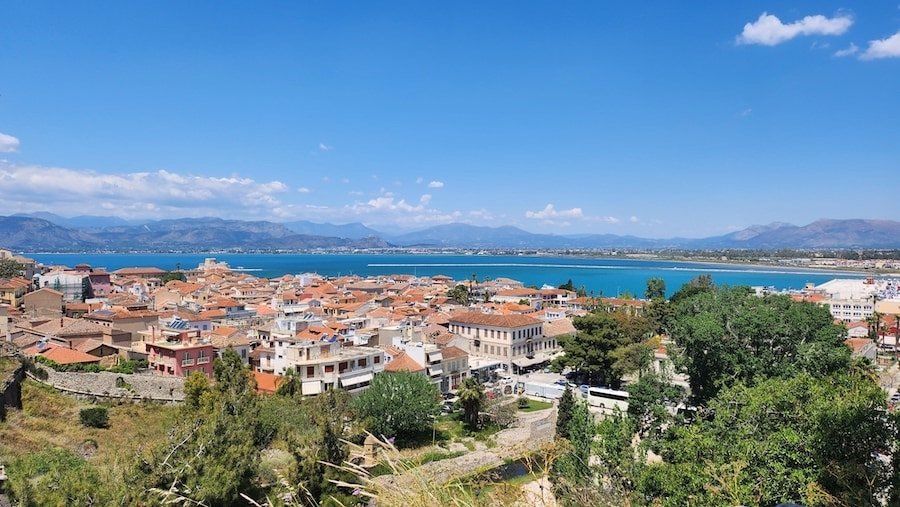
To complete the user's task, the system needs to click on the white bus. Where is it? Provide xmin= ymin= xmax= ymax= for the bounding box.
xmin=586 ymin=387 xmax=629 ymax=413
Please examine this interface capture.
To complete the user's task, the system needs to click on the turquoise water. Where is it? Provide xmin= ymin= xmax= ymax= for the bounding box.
xmin=25 ymin=253 xmax=866 ymax=297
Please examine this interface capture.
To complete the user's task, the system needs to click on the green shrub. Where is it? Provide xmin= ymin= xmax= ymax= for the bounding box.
xmin=517 ymin=396 xmax=530 ymax=409
xmin=79 ymin=406 xmax=109 ymax=428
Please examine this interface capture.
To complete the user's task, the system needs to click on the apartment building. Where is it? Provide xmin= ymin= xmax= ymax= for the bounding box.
xmin=448 ymin=312 xmax=559 ymax=373
xmin=283 ymin=340 xmax=384 ymax=395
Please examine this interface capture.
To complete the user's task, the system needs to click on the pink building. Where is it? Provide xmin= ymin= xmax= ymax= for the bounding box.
xmin=143 ymin=324 xmax=215 ymax=378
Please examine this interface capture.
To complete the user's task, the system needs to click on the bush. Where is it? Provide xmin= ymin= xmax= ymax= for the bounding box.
xmin=79 ymin=406 xmax=109 ymax=428
xmin=517 ymin=396 xmax=530 ymax=409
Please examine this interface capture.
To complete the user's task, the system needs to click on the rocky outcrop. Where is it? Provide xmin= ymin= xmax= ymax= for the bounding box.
xmin=0 ymin=359 xmax=25 ymax=422
xmin=28 ymin=365 xmax=185 ymax=403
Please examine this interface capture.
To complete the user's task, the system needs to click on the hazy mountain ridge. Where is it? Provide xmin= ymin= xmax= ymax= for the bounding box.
xmin=2 ymin=215 xmax=899 ymax=251
xmin=0 ymin=216 xmax=390 ymax=250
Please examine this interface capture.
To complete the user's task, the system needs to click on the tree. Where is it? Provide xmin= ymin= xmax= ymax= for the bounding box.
xmin=287 ymin=389 xmax=356 ymax=506
xmin=552 ymin=399 xmax=598 ymax=505
xmin=559 ymin=279 xmax=575 ymax=291
xmin=610 ymin=341 xmax=655 ymax=379
xmin=134 ymin=349 xmax=259 ymax=506
xmin=671 ymin=285 xmax=851 ymax=403
xmin=183 ymin=371 xmax=210 ymax=409
xmin=353 ymin=371 xmax=441 ymax=441
xmin=553 ymin=311 xmax=632 ymax=387
xmin=645 ymin=277 xmax=666 ymax=300
xmin=669 ymin=274 xmax=714 ymax=304
xmin=0 ymin=258 xmax=24 ymax=278
xmin=447 ymin=284 xmax=470 ymax=305
xmin=639 ymin=370 xmax=893 ymax=506
xmin=555 ymin=385 xmax=575 ymax=439
xmin=161 ymin=271 xmax=187 ymax=284
xmin=276 ymin=367 xmax=302 ymax=398
xmin=456 ymin=376 xmax=486 ymax=429
xmin=625 ymin=370 xmax=684 ymax=437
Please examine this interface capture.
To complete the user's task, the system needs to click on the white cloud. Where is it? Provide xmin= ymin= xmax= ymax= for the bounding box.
xmin=740 ymin=108 xmax=753 ymax=117
xmin=419 ymin=194 xmax=432 ymax=205
xmin=629 ymin=216 xmax=640 ymax=223
xmin=737 ymin=12 xmax=852 ymax=46
xmin=297 ymin=187 xmax=311 ymax=193
xmin=525 ymin=204 xmax=584 ymax=220
xmin=318 ymin=143 xmax=332 ymax=152
xmin=0 ymin=161 xmax=289 ymax=219
xmin=834 ymin=42 xmax=859 ymax=57
xmin=0 ymin=133 xmax=20 ymax=153
xmin=427 ymin=180 xmax=444 ymax=189
xmin=860 ymin=31 xmax=900 ymax=60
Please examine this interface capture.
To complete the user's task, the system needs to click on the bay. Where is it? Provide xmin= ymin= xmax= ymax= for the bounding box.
xmin=24 ymin=252 xmax=867 ymax=297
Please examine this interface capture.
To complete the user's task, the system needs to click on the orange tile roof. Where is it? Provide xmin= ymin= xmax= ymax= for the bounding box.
xmin=25 ymin=343 xmax=101 ymax=364
xmin=253 ymin=371 xmax=281 ymax=394
xmin=440 ymin=345 xmax=468 ymax=359
xmin=384 ymin=351 xmax=425 ymax=373
xmin=449 ymin=311 xmax=541 ymax=328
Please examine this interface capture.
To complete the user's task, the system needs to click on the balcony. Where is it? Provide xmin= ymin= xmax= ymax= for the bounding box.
xmin=181 ymin=358 xmax=195 ymax=367
xmin=197 ymin=356 xmax=210 ymax=365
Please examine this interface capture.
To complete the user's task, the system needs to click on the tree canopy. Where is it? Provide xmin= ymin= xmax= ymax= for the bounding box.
xmin=0 ymin=258 xmax=24 ymax=278
xmin=670 ymin=285 xmax=851 ymax=403
xmin=353 ymin=371 xmax=441 ymax=441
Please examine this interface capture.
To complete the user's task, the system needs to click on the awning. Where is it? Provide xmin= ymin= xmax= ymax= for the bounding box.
xmin=341 ymin=372 xmax=374 ymax=387
xmin=302 ymin=380 xmax=323 ymax=395
xmin=427 ymin=366 xmax=444 ymax=377
xmin=512 ymin=354 xmax=550 ymax=368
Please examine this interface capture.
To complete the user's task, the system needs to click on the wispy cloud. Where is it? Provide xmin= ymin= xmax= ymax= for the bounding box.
xmin=318 ymin=143 xmax=332 ymax=152
xmin=427 ymin=180 xmax=444 ymax=189
xmin=740 ymin=108 xmax=753 ymax=117
xmin=834 ymin=43 xmax=859 ymax=57
xmin=297 ymin=187 xmax=311 ymax=193
xmin=860 ymin=31 xmax=900 ymax=60
xmin=737 ymin=12 xmax=852 ymax=46
xmin=0 ymin=133 xmax=20 ymax=153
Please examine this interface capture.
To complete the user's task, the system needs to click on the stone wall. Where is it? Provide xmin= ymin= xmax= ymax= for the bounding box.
xmin=28 ymin=364 xmax=185 ymax=403
xmin=0 ymin=359 xmax=25 ymax=422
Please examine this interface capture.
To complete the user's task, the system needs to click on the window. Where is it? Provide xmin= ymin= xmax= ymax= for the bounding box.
xmin=306 ymin=366 xmax=315 ymax=378
xmin=325 ymin=364 xmax=334 ymax=373
xmin=339 ymin=361 xmax=348 ymax=373
xmin=374 ymin=355 xmax=381 ymax=364
xmin=358 ymin=358 xmax=367 ymax=367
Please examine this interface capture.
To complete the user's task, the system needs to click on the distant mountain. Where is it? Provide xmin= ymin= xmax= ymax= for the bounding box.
xmin=391 ymin=219 xmax=900 ymax=249
xmin=0 ymin=216 xmax=391 ymax=251
xmin=0 ymin=216 xmax=104 ymax=250
xmin=13 ymin=212 xmax=141 ymax=229
xmin=3 ymin=215 xmax=899 ymax=251
xmin=281 ymin=220 xmax=382 ymax=240
xmin=389 ymin=224 xmax=563 ymax=248
xmin=722 ymin=219 xmax=900 ymax=249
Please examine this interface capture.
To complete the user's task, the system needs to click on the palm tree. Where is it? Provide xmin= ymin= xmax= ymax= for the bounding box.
xmin=456 ymin=377 xmax=486 ymax=429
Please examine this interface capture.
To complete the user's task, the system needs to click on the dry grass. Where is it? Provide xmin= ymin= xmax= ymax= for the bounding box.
xmin=0 ymin=379 xmax=178 ymax=470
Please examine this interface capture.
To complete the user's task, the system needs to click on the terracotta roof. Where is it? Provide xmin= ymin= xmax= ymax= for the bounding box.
xmin=844 ymin=337 xmax=874 ymax=352
xmin=113 ymin=267 xmax=166 ymax=275
xmin=253 ymin=371 xmax=281 ymax=394
xmin=384 ymin=351 xmax=425 ymax=373
xmin=449 ymin=311 xmax=541 ymax=328
xmin=543 ymin=318 xmax=577 ymax=337
xmin=440 ymin=345 xmax=468 ymax=360
xmin=25 ymin=343 xmax=101 ymax=364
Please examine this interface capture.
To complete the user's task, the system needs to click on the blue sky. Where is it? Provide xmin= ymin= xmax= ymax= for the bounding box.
xmin=1 ymin=1 xmax=899 ymax=237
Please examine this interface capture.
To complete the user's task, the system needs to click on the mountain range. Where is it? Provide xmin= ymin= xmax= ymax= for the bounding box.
xmin=2 ymin=213 xmax=900 ymax=251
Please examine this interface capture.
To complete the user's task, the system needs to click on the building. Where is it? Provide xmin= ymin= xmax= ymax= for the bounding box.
xmin=140 ymin=321 xmax=215 ymax=378
xmin=21 ymin=288 xmax=64 ymax=318
xmin=282 ymin=340 xmax=385 ymax=395
xmin=448 ymin=312 xmax=560 ymax=373
xmin=0 ymin=278 xmax=31 ymax=308
xmin=37 ymin=271 xmax=90 ymax=302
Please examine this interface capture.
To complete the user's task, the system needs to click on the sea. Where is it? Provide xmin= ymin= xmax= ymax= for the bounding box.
xmin=23 ymin=252 xmax=871 ymax=298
